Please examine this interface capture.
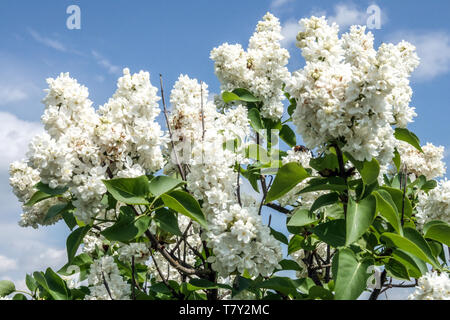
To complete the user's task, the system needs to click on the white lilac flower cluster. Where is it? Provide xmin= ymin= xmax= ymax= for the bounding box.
xmin=167 ymin=74 xmax=282 ymax=277
xmin=116 ymin=242 xmax=151 ymax=265
xmin=210 ymin=12 xmax=290 ymax=120
xmin=408 ymin=271 xmax=450 ymax=300
xmin=85 ymin=256 xmax=131 ymax=300
xmin=416 ymin=179 xmax=450 ymax=227
xmin=9 ymin=69 xmax=165 ymax=226
xmin=278 ymin=147 xmax=323 ymax=208
xmin=9 ymin=161 xmax=62 ymax=228
xmin=396 ymin=141 xmax=446 ymax=180
xmin=285 ymin=17 xmax=420 ymax=164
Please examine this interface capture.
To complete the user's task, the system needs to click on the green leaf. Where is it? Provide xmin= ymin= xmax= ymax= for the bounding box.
xmin=12 ymin=293 xmax=27 ymax=300
xmin=394 ymin=128 xmax=423 ymax=153
xmin=287 ymin=209 xmax=318 ymax=227
xmin=270 ymin=227 xmax=288 ymax=245
xmin=386 ymin=259 xmax=410 ymax=281
xmin=44 ymin=268 xmax=69 ymax=300
xmin=265 ymin=162 xmax=309 ymax=203
xmin=299 ymin=177 xmax=347 ymax=194
xmin=148 ymin=176 xmax=184 ymax=197
xmin=58 ymin=253 xmax=93 ymax=282
xmin=0 ymin=280 xmax=15 ymax=297
xmin=392 ymin=249 xmax=428 ymax=278
xmin=288 ymin=235 xmax=304 ymax=255
xmin=153 ymin=208 xmax=182 ymax=236
xmin=421 ymin=180 xmax=437 ymax=192
xmin=308 ymin=286 xmax=334 ymax=300
xmin=186 ymin=279 xmax=232 ymax=291
xmin=62 ymin=208 xmax=77 ymax=230
xmin=345 ymin=153 xmax=380 ymax=185
xmin=253 ymin=277 xmax=303 ymax=297
xmin=287 ymin=102 xmax=296 ymax=117
xmin=66 ymin=226 xmax=91 ymax=263
xmin=35 ymin=182 xmax=68 ymax=195
xmin=380 ymin=186 xmax=412 ymax=218
xmin=309 ymin=153 xmax=339 ymax=172
xmin=393 ymin=149 xmax=401 ymax=173
xmin=161 ymin=190 xmax=207 ymax=228
xmin=381 ymin=229 xmax=439 ymax=268
xmin=423 ymin=221 xmax=450 ymax=247
xmin=313 ymin=219 xmax=346 ymax=247
xmin=248 ymin=108 xmax=264 ymax=131
xmin=278 ymin=259 xmax=302 ymax=272
xmin=310 ymin=193 xmax=339 ymax=213
xmin=25 ymin=190 xmax=53 ymax=206
xmin=222 ymin=91 xmax=241 ymax=103
xmin=373 ymin=190 xmax=403 ymax=236
xmin=25 ymin=274 xmax=37 ymax=292
xmin=333 ymin=248 xmax=374 ymax=300
xmin=279 ymin=125 xmax=296 ymax=148
xmin=103 ymin=175 xmax=150 ymax=205
xmin=240 ymin=166 xmax=260 ymax=193
xmin=346 ymin=195 xmax=377 ymax=246
xmin=101 ymin=207 xmax=151 ymax=242
xmin=44 ymin=203 xmax=69 ymax=224
xmin=222 ymin=88 xmax=260 ymax=103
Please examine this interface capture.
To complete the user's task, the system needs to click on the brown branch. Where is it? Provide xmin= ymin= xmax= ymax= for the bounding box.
xmin=150 ymin=251 xmax=184 ymax=299
xmin=265 ymin=202 xmax=291 ymax=214
xmin=159 ymin=74 xmax=186 ymax=181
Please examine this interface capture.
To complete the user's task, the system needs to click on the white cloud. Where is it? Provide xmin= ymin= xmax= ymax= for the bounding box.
xmin=0 ymin=112 xmax=42 ymax=171
xmin=0 ymin=222 xmax=68 ymax=271
xmin=28 ymin=29 xmax=67 ymax=52
xmin=271 ymin=0 xmax=294 ymax=9
xmin=0 ymin=87 xmax=28 ymax=105
xmin=389 ymin=31 xmax=450 ymax=81
xmin=328 ymin=3 xmax=367 ymax=29
xmin=281 ymin=3 xmax=386 ymax=48
xmin=92 ymin=50 xmax=121 ymax=75
xmin=0 ymin=255 xmax=17 ymax=273
xmin=281 ymin=19 xmax=299 ymax=48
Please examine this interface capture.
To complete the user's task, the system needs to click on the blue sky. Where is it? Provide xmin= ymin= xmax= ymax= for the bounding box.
xmin=0 ymin=0 xmax=449 ymax=299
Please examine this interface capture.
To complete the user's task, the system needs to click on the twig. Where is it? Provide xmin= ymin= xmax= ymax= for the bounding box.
xmin=150 ymin=251 xmax=184 ymax=299
xmin=400 ymin=164 xmax=408 ymax=226
xmin=170 ymin=221 xmax=193 ymax=255
xmin=159 ymin=74 xmax=186 ymax=181
xmin=236 ymin=164 xmax=242 ymax=207
xmin=200 ymin=81 xmax=205 ymax=140
xmin=102 ymin=271 xmax=114 ymax=300
xmin=131 ymin=256 xmax=136 ymax=300
xmin=325 ymin=245 xmax=331 ymax=283
xmin=265 ymin=202 xmax=291 ymax=214
xmin=129 ymin=205 xmax=209 ymax=276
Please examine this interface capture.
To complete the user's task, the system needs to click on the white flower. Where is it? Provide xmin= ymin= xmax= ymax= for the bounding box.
xmin=12 ymin=69 xmax=167 ymax=226
xmin=9 ymin=160 xmax=62 ymax=228
xmin=116 ymin=243 xmax=151 ymax=264
xmin=408 ymin=271 xmax=450 ymax=300
xmin=164 ymin=74 xmax=282 ymax=277
xmin=211 ymin=12 xmax=290 ymax=120
xmin=85 ymin=256 xmax=131 ymax=300
xmin=416 ymin=179 xmax=450 ymax=227
xmin=395 ymin=141 xmax=446 ymax=180
xmin=286 ymin=17 xmax=419 ymax=164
